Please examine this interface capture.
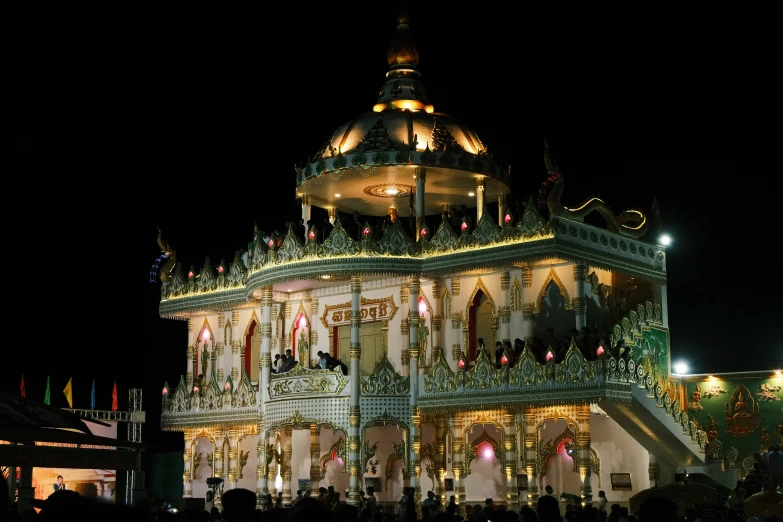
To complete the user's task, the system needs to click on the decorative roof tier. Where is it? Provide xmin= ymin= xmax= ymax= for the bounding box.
xmin=296 ymin=15 xmax=509 ymax=218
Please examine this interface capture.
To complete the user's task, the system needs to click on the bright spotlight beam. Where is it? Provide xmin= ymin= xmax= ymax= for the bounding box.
xmin=673 ymin=361 xmax=689 ymax=375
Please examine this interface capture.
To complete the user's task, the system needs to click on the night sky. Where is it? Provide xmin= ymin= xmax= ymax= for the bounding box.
xmin=8 ymin=7 xmax=775 ymax=452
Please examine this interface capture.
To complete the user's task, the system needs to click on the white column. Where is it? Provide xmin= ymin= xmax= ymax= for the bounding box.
xmin=524 ymin=409 xmax=539 ymax=505
xmin=408 ymin=275 xmax=422 ymax=509
xmin=213 ymin=430 xmax=225 ymax=508
xmin=348 ymin=276 xmax=363 ymax=506
xmin=415 ymin=168 xmax=426 ymax=239
xmin=574 ymin=263 xmax=588 ymax=331
xmin=503 ymin=412 xmax=519 ymax=512
xmin=259 ymin=286 xmax=273 ymax=503
xmin=476 ymin=177 xmax=486 ymax=221
xmin=432 ymin=279 xmax=443 ymax=361
xmin=282 ymin=426 xmax=293 ymax=506
xmin=302 ymin=194 xmax=312 ymax=243
xmin=520 ymin=267 xmax=534 ymax=341
xmin=256 ymin=420 xmax=266 ymax=507
xmin=451 ymin=414 xmax=466 ymax=517
xmin=500 ymin=271 xmax=511 ymax=344
xmin=228 ymin=428 xmax=239 ymax=491
xmin=183 ymin=437 xmax=193 ymax=498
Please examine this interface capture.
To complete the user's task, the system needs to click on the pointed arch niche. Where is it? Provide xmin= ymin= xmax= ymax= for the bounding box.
xmin=465 ymin=277 xmax=496 ymax=361
xmin=416 ymin=293 xmax=433 ymax=366
xmin=195 ymin=319 xmax=215 ymax=382
xmin=290 ymin=303 xmax=311 ymax=365
xmin=534 ymin=267 xmax=574 ymax=340
xmin=244 ymin=311 xmax=260 ymax=383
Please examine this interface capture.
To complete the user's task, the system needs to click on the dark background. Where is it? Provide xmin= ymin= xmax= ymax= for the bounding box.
xmin=8 ymin=6 xmax=775 ymax=452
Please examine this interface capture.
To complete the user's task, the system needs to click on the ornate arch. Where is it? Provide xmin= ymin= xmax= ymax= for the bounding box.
xmin=385 ymin=438 xmax=409 ymax=490
xmin=289 ymin=302 xmax=311 ymax=334
xmin=539 ymin=425 xmax=576 ymax=476
xmin=536 ymin=266 xmax=573 ymax=312
xmin=465 ymin=276 xmax=496 ymax=320
xmin=197 ymin=318 xmax=215 ymax=345
xmin=465 ymin=429 xmax=503 ymax=478
xmin=510 ymin=277 xmax=522 ymax=312
xmin=362 ymin=410 xmax=409 ymax=482
xmin=319 ymin=435 xmax=347 ymax=476
xmin=244 ymin=310 xmax=259 ymax=338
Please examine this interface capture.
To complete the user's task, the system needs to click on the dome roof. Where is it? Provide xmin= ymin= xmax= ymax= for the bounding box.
xmin=296 ymin=15 xmax=509 ymax=217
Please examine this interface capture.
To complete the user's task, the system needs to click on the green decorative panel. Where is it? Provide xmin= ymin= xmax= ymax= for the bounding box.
xmin=627 ymin=326 xmax=670 ymax=386
xmin=686 ymin=375 xmax=782 ymax=471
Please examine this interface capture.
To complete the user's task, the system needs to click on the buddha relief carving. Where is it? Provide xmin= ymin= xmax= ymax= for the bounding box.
xmin=724 ymin=384 xmax=759 ymax=438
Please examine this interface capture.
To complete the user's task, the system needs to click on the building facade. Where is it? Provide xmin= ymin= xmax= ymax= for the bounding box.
xmin=157 ymin=15 xmax=781 ymax=512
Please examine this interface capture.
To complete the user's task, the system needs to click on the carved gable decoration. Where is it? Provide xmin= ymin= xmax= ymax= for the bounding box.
xmin=424 ymin=350 xmax=458 ymax=393
xmin=356 ymin=119 xmax=397 ymax=152
xmin=563 ymin=339 xmax=596 ymax=382
xmin=320 ymin=296 xmax=399 ymax=328
xmin=251 ymin=235 xmax=269 ymax=270
xmin=378 ymin=219 xmax=415 ymax=256
xmin=230 ymin=367 xmax=257 ymax=408
xmin=268 ymin=365 xmax=348 ymax=399
xmin=226 ymin=250 xmax=247 ymax=287
xmin=322 ymin=220 xmax=359 ymax=256
xmin=510 ymin=343 xmax=546 ymax=386
xmin=464 ymin=344 xmax=503 ymax=390
xmin=196 ymin=257 xmax=218 ymax=292
xmin=165 ymin=262 xmax=188 ymax=298
xmin=361 ymin=354 xmax=410 ymax=395
xmin=201 ymin=372 xmax=224 ymax=410
xmin=277 ymin=222 xmax=305 ymax=263
xmin=517 ymin=196 xmax=546 ymax=236
xmin=431 ymin=119 xmax=464 ymax=153
xmin=169 ymin=375 xmax=192 ymax=413
xmin=427 ymin=213 xmax=458 ymax=253
xmin=472 ymin=207 xmax=500 ymax=245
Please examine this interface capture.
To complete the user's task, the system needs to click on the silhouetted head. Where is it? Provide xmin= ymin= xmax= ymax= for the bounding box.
xmin=221 ymin=488 xmax=257 ymax=522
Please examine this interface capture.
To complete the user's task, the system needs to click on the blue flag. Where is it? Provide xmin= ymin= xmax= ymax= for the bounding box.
xmin=90 ymin=379 xmax=96 ymax=410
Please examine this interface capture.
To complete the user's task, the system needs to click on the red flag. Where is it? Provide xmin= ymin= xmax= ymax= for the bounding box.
xmin=111 ymin=381 xmax=118 ymax=411
xmin=20 ymin=374 xmax=26 ymax=398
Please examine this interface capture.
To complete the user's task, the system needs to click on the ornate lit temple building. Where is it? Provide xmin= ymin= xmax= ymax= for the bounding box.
xmin=156 ymin=15 xmax=782 ymax=512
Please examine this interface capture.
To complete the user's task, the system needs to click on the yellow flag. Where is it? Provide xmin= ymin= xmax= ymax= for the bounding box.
xmin=63 ymin=377 xmax=73 ymax=408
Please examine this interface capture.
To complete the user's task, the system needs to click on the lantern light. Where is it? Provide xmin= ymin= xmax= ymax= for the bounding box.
xmin=596 ymin=345 xmax=605 ymax=356
xmin=269 ymin=239 xmax=275 ymax=248
xmin=484 ymin=448 xmax=493 ymax=459
xmin=162 ymin=387 xmax=168 ymax=396
xmin=364 ymin=227 xmax=371 ymax=237
xmin=188 ymin=270 xmax=194 ymax=279
xmin=309 ymin=229 xmax=315 ymax=240
xmin=501 ymin=354 xmax=508 ymax=365
xmin=218 ymin=266 xmax=224 ymax=273
xmin=504 ymin=213 xmax=512 ymax=223
xmin=420 ymin=228 xmax=427 ymax=237
xmin=546 ymin=350 xmax=554 ymax=362
xmin=461 ymin=221 xmax=468 ymax=231
xmin=458 ymin=359 xmax=465 ymax=369
xmin=418 ymin=297 xmax=427 ymax=315
xmin=224 ymin=381 xmax=231 ymax=391
xmin=193 ymin=385 xmax=199 ymax=394
xmin=299 ymin=316 xmax=307 ymax=328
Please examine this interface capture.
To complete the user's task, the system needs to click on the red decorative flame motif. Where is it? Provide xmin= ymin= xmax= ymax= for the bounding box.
xmin=218 ymin=266 xmax=224 ymax=273
xmin=596 ymin=345 xmax=604 ymax=356
xmin=505 ymin=213 xmax=512 ymax=223
xmin=364 ymin=227 xmax=371 ymax=237
xmin=461 ymin=221 xmax=468 ymax=231
xmin=420 ymin=228 xmax=427 ymax=237
xmin=193 ymin=386 xmax=199 ymax=393
xmin=224 ymin=382 xmax=230 ymax=391
xmin=458 ymin=359 xmax=465 ymax=369
xmin=546 ymin=351 xmax=554 ymax=361
xmin=162 ymin=387 xmax=168 ymax=396
xmin=309 ymin=230 xmax=315 ymax=240
xmin=188 ymin=271 xmax=194 ymax=279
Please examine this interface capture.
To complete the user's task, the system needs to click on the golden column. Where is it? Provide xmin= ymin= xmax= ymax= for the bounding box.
xmin=187 ymin=317 xmax=195 ymax=386
xmin=476 ymin=177 xmax=486 ymax=222
xmin=310 ymin=298 xmax=319 ymax=366
xmin=523 ymin=408 xmax=539 ymax=505
xmin=183 ymin=433 xmax=194 ymax=498
xmin=576 ymin=404 xmax=593 ymax=504
xmin=432 ymin=279 xmax=444 ymax=361
xmin=213 ymin=430 xmax=225 ymax=508
xmin=256 ymin=418 xmax=266 ymax=507
xmin=450 ymin=413 xmax=466 ymax=516
xmin=408 ymin=275 xmax=422 ymax=512
xmin=309 ymin=424 xmax=321 ymax=495
xmin=267 ymin=434 xmax=278 ymax=500
xmin=228 ymin=428 xmax=239 ymax=490
xmin=434 ymin=414 xmax=447 ymax=503
xmin=520 ymin=267 xmax=534 ymax=341
xmin=283 ymin=426 xmax=293 ymax=506
xmin=573 ymin=263 xmax=588 ymax=331
xmin=503 ymin=412 xmax=520 ymax=512
xmin=400 ymin=284 xmax=410 ymax=375
xmin=500 ymin=271 xmax=511 ymax=344
xmin=348 ymin=275 xmax=363 ymax=506
xmin=231 ymin=311 xmax=240 ymax=382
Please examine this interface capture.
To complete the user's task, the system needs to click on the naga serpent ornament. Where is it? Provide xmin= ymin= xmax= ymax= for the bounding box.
xmin=151 ymin=227 xmax=177 ymax=283
xmin=539 ymin=143 xmax=648 ymax=239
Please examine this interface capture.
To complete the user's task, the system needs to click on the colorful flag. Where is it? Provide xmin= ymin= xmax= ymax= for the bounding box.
xmin=63 ymin=377 xmax=73 ymax=408
xmin=44 ymin=376 xmax=51 ymax=405
xmin=20 ymin=374 xmax=26 ymax=398
xmin=90 ymin=379 xmax=96 ymax=410
xmin=111 ymin=381 xmax=118 ymax=411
